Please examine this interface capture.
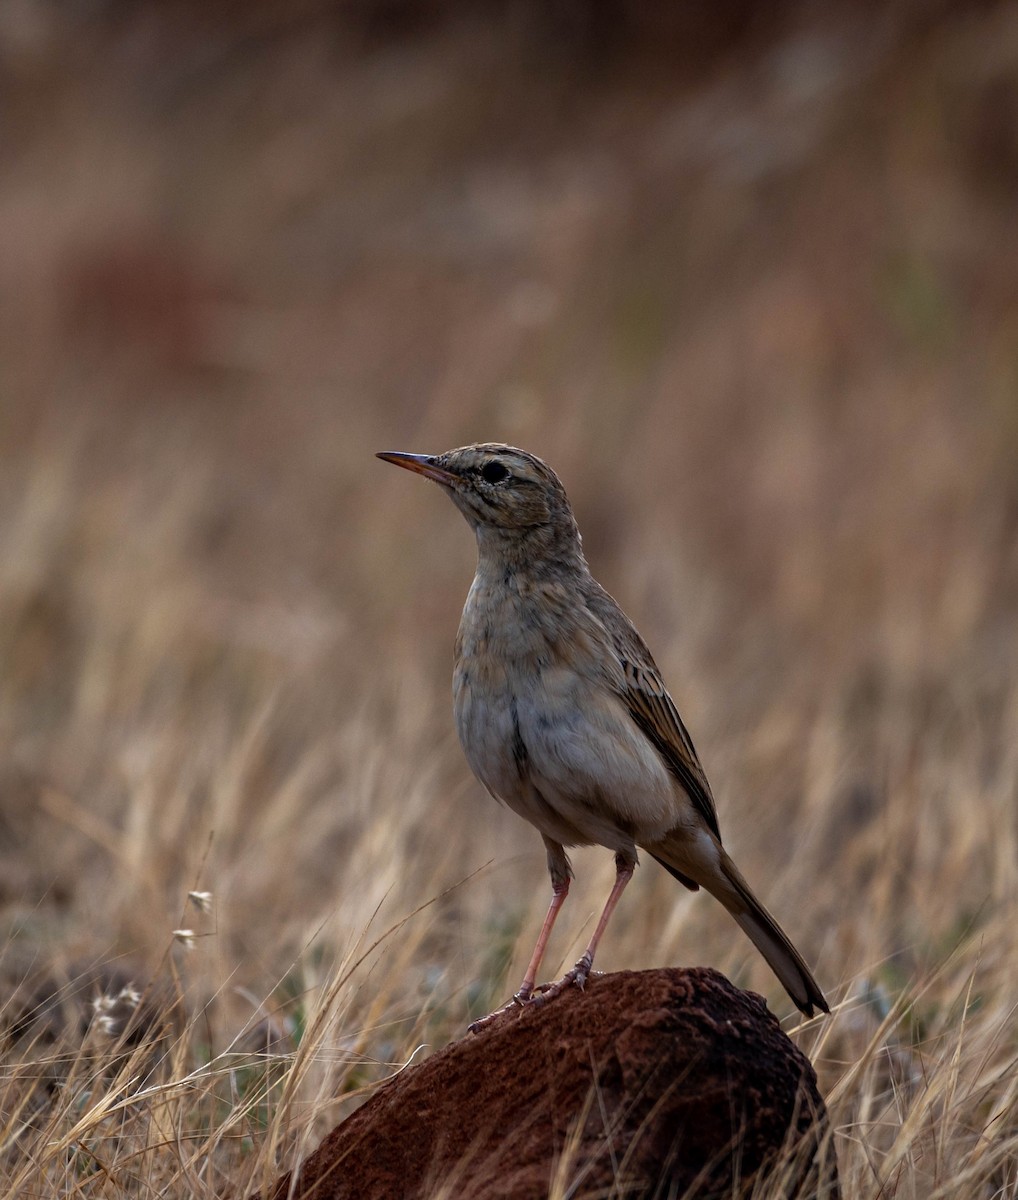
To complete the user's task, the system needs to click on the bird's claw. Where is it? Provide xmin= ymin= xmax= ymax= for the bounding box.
xmin=467 ymin=987 xmax=534 ymax=1034
xmin=468 ymin=958 xmax=600 ymax=1032
xmin=530 ymin=954 xmax=595 ymax=1006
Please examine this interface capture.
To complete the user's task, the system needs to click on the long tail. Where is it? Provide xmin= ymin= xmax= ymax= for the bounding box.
xmin=648 ymin=841 xmax=829 ymax=1017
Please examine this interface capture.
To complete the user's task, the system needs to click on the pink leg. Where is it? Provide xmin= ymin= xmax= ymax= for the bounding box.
xmin=516 ymin=878 xmax=570 ymax=1002
xmin=468 ymin=841 xmax=572 ymax=1035
xmin=534 ymin=853 xmax=635 ymax=1005
xmin=468 ymin=878 xmax=570 ymax=1034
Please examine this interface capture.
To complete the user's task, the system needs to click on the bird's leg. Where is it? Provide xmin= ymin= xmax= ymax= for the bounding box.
xmin=514 ymin=876 xmax=569 ymax=1003
xmin=534 ymin=851 xmax=636 ymax=1005
xmin=468 ymin=840 xmax=571 ymax=1034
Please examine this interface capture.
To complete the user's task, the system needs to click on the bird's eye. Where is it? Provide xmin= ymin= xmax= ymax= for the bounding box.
xmin=480 ymin=461 xmax=510 ymax=484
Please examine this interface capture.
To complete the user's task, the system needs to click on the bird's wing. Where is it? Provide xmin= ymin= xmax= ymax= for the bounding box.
xmin=586 ymin=585 xmax=721 ymax=841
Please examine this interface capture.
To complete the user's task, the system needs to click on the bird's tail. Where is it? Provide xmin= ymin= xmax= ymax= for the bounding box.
xmin=650 ymin=841 xmax=829 ymax=1017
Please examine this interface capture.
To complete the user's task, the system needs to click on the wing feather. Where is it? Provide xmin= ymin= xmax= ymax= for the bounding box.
xmin=585 ymin=584 xmax=721 ymax=841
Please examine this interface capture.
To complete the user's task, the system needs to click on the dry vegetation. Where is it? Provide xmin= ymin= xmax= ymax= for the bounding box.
xmin=0 ymin=2 xmax=1017 ymax=1196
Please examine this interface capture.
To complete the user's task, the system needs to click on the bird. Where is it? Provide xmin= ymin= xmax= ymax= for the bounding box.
xmin=376 ymin=443 xmax=829 ymax=1029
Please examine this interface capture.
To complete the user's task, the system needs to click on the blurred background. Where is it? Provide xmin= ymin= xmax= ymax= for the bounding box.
xmin=1 ymin=1 xmax=1017 ymax=1193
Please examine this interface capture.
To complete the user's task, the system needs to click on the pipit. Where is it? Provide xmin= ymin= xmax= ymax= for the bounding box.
xmin=377 ymin=443 xmax=829 ymax=1029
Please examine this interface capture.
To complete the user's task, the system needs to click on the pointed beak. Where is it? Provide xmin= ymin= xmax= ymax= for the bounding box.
xmin=375 ymin=451 xmax=459 ymax=487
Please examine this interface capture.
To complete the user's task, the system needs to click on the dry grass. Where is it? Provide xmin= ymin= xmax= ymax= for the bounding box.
xmin=1 ymin=3 xmax=1017 ymax=1196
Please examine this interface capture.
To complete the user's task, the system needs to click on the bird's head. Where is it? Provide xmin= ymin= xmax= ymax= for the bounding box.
xmin=377 ymin=443 xmax=573 ymax=529
xmin=376 ymin=443 xmax=582 ymax=564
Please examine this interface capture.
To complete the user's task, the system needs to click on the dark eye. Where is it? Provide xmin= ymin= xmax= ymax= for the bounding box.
xmin=480 ymin=461 xmax=510 ymax=484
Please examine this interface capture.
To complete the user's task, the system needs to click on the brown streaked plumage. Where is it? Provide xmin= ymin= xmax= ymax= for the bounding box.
xmin=377 ymin=443 xmax=829 ymax=1028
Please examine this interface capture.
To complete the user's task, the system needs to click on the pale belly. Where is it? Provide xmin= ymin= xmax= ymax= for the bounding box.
xmin=453 ymin=648 xmax=681 ymax=851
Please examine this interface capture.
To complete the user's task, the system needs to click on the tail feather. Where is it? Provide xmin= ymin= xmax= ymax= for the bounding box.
xmin=649 ymin=838 xmax=829 ymax=1017
xmin=715 ymin=850 xmax=829 ymax=1017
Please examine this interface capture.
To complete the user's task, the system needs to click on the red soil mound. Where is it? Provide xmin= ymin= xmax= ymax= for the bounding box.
xmin=260 ymin=967 xmax=837 ymax=1199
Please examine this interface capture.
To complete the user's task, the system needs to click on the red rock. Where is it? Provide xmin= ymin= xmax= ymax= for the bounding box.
xmin=260 ymin=967 xmax=838 ymax=1199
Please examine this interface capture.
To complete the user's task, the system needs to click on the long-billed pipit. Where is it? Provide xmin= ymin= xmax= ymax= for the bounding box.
xmin=377 ymin=443 xmax=829 ymax=1029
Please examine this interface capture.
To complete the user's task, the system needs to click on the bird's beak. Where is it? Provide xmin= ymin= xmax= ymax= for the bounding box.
xmin=376 ymin=451 xmax=459 ymax=486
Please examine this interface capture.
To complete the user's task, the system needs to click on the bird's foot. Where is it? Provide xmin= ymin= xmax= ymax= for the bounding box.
xmin=467 ymin=958 xmax=604 ymax=1032
xmin=467 ymin=985 xmax=534 ymax=1035
xmin=531 ymin=953 xmax=595 ymax=1007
